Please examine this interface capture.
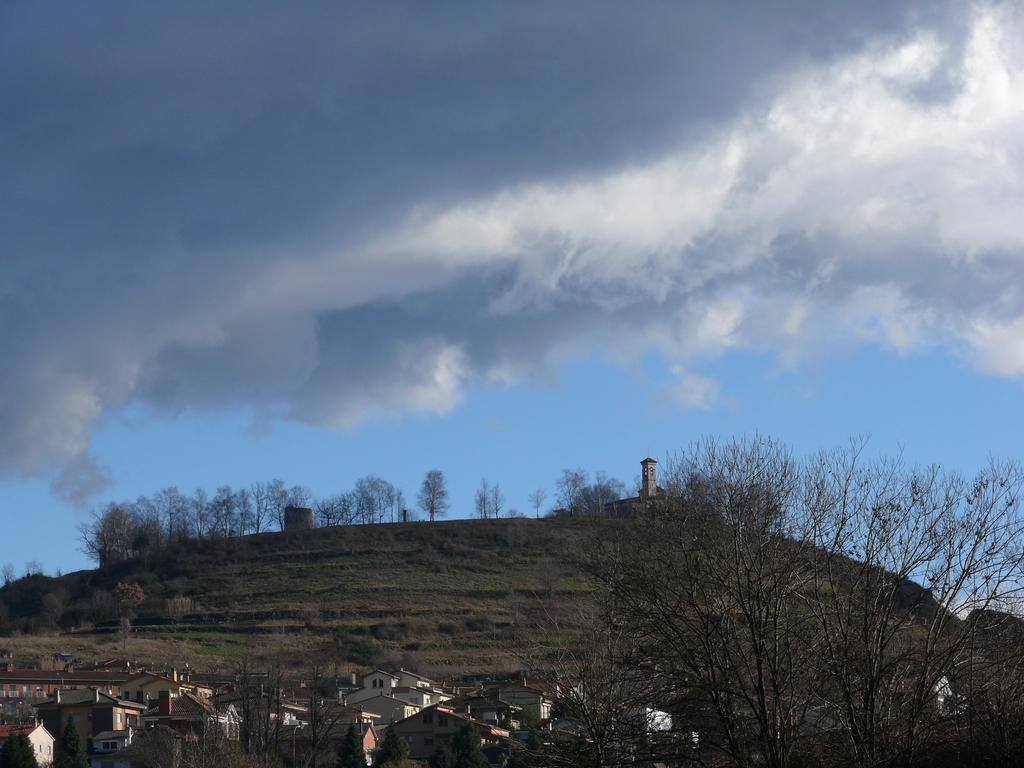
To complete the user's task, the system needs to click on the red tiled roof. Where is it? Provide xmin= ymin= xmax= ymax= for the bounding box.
xmin=144 ymin=692 xmax=217 ymax=719
xmin=0 ymin=725 xmax=34 ymax=738
xmin=0 ymin=670 xmax=128 ymax=682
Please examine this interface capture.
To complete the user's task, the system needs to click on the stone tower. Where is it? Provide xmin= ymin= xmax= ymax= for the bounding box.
xmin=640 ymin=457 xmax=658 ymax=503
xmin=283 ymin=505 xmax=314 ymax=531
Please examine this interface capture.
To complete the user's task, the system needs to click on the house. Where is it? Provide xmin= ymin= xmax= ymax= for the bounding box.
xmin=0 ymin=723 xmax=55 ymax=766
xmin=0 ymin=670 xmax=129 ymax=700
xmin=35 ymin=688 xmax=146 ymax=739
xmin=212 ymin=688 xmax=305 ymax=727
xmin=89 ymin=729 xmax=135 ymax=768
xmin=395 ymin=670 xmax=438 ymax=690
xmin=388 ymin=704 xmax=510 ymax=760
xmin=494 ymin=684 xmax=553 ymax=721
xmin=278 ymin=720 xmax=377 ymax=766
xmin=142 ymin=691 xmax=239 ymax=740
xmin=345 ymin=670 xmax=399 ymax=704
xmin=448 ymin=693 xmax=524 ymax=730
xmin=345 ymin=694 xmax=419 ymax=726
xmin=390 ymin=685 xmax=451 ymax=708
xmin=121 ymin=670 xmax=213 ymax=705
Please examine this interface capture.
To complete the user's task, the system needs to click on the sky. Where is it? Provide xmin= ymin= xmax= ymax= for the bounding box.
xmin=3 ymin=1 xmax=1024 ymax=573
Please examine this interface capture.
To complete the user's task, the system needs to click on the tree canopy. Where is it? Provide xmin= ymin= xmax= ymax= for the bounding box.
xmin=54 ymin=720 xmax=88 ymax=768
xmin=336 ymin=724 xmax=365 ymax=768
xmin=1 ymin=733 xmax=39 ymax=768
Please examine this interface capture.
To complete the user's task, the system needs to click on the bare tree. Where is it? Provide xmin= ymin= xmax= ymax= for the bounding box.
xmin=417 ymin=470 xmax=450 ymax=522
xmin=267 ymin=479 xmax=289 ymax=530
xmin=392 ymin=488 xmax=406 ymax=523
xmin=578 ymin=437 xmax=1024 ymax=768
xmin=521 ymin=602 xmax=661 ymax=768
xmin=191 ymin=487 xmax=209 ymax=538
xmin=475 ymin=479 xmax=491 ymax=519
xmin=235 ymin=487 xmax=253 ymax=535
xmin=579 ymin=471 xmax=624 ymax=516
xmin=353 ymin=476 xmax=395 ymax=524
xmin=249 ymin=482 xmax=271 ymax=534
xmin=527 ymin=488 xmax=547 ymax=519
xmin=490 ymin=482 xmax=505 ymax=519
xmin=595 ymin=437 xmax=816 ymax=768
xmin=209 ymin=485 xmax=236 ymax=538
xmin=1 ymin=562 xmax=14 ymax=586
xmin=556 ymin=469 xmax=588 ymax=516
xmin=798 ymin=444 xmax=1024 ymax=767
xmin=314 ymin=495 xmax=342 ymax=527
xmin=336 ymin=492 xmax=357 ymax=525
xmin=234 ymin=657 xmax=285 ymax=763
xmin=79 ymin=503 xmax=136 ymax=566
xmin=293 ymin=664 xmax=347 ymax=768
xmin=153 ymin=486 xmax=188 ymax=540
xmin=288 ymin=484 xmax=313 ymax=509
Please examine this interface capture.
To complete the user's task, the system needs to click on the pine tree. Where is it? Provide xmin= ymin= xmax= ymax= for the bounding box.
xmin=2 ymin=733 xmax=40 ymax=768
xmin=372 ymin=727 xmax=409 ymax=767
xmin=450 ymin=725 xmax=489 ymax=768
xmin=336 ymin=723 xmax=365 ymax=768
xmin=54 ymin=721 xmax=88 ymax=768
xmin=427 ymin=743 xmax=454 ymax=768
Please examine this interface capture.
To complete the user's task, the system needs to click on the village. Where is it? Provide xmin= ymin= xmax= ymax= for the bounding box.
xmin=0 ymin=650 xmax=576 ymax=767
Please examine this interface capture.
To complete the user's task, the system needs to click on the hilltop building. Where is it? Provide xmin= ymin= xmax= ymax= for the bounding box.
xmin=605 ymin=457 xmax=667 ymax=516
xmin=283 ymin=505 xmax=314 ymax=531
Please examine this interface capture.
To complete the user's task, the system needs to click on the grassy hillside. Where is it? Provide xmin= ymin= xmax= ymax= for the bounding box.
xmin=0 ymin=518 xmax=612 ymax=675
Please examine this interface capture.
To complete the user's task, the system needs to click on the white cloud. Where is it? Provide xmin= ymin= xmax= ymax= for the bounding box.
xmin=364 ymin=4 xmax=1024 ymax=373
xmin=669 ymin=372 xmax=722 ymax=411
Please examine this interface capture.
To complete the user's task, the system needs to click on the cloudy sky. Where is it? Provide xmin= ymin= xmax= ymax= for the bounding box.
xmin=4 ymin=1 xmax=1024 ymax=571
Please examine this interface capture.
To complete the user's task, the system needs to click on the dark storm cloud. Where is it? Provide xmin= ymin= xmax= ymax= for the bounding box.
xmin=2 ymin=1 xmax=1019 ymax=500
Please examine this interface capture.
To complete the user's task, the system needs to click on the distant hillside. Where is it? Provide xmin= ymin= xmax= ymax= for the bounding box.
xmin=0 ymin=518 xmax=613 ymax=675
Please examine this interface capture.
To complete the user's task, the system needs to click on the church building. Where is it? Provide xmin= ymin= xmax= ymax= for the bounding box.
xmin=605 ymin=457 xmax=666 ymax=516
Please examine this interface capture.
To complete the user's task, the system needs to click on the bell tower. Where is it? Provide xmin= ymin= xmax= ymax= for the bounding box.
xmin=640 ymin=457 xmax=658 ymax=503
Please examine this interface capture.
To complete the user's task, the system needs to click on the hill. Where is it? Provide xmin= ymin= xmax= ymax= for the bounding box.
xmin=0 ymin=517 xmax=612 ymax=676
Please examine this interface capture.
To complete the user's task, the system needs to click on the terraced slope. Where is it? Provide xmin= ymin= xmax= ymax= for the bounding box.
xmin=0 ymin=518 xmax=612 ymax=675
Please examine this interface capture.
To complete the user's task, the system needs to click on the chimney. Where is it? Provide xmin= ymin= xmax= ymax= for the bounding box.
xmin=55 ymin=689 xmax=61 ymax=704
xmin=172 ymin=668 xmax=178 ymax=683
xmin=94 ymin=688 xmax=100 ymax=703
xmin=158 ymin=689 xmax=172 ymax=717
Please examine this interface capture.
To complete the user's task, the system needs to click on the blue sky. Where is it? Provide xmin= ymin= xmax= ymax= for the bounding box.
xmin=3 ymin=2 xmax=1024 ymax=572
xmin=5 ymin=344 xmax=1022 ymax=574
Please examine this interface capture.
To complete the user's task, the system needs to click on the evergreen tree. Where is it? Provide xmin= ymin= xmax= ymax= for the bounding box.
xmin=450 ymin=725 xmax=489 ymax=768
xmin=337 ymin=724 xmax=366 ymax=768
xmin=427 ymin=743 xmax=454 ymax=768
xmin=504 ymin=748 xmax=528 ymax=768
xmin=54 ymin=721 xmax=88 ymax=768
xmin=1 ymin=733 xmax=39 ymax=768
xmin=372 ymin=727 xmax=409 ymax=767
